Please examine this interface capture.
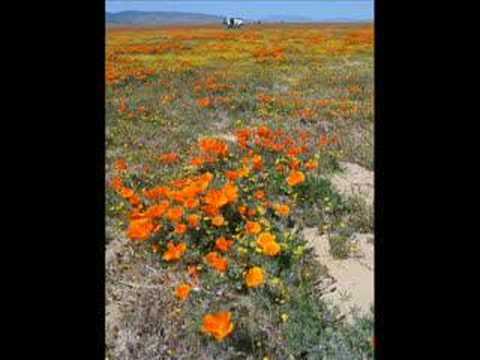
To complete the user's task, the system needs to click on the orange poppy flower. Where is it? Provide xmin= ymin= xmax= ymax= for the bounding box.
xmin=287 ymin=170 xmax=306 ymax=186
xmin=201 ymin=311 xmax=234 ymax=341
xmin=238 ymin=166 xmax=250 ymax=178
xmin=159 ymin=152 xmax=180 ymax=164
xmin=166 ymin=189 xmax=181 ymax=202
xmin=171 ymin=178 xmax=189 ymax=189
xmin=242 ymin=155 xmax=251 ymax=166
xmin=114 ymin=159 xmax=128 ymax=172
xmin=215 ymin=237 xmax=234 ymax=252
xmin=197 ymin=97 xmax=213 ymax=108
xmin=271 ymin=142 xmax=284 ymax=152
xmin=145 ymin=201 xmax=170 ymax=218
xmin=238 ymin=205 xmax=247 ymax=215
xmin=256 ymin=232 xmax=281 ymax=256
xmin=127 ymin=218 xmax=154 ymax=241
xmin=261 ymin=240 xmax=281 ymax=256
xmin=204 ymin=189 xmax=229 ymax=209
xmin=191 ymin=157 xmax=206 ymax=167
xmin=212 ymin=215 xmax=225 ymax=227
xmin=222 ymin=183 xmax=238 ymax=203
xmin=119 ymin=187 xmax=134 ymax=199
xmin=274 ymin=203 xmax=290 ymax=217
xmin=175 ymin=283 xmax=192 ymax=301
xmin=257 ymin=125 xmax=271 ymax=138
xmin=256 ymin=232 xmax=276 ymax=247
xmin=245 ymin=266 xmax=265 ymax=288
xmin=257 ymin=93 xmax=274 ymax=104
xmin=129 ymin=208 xmax=147 ymax=220
xmin=245 ymin=221 xmax=262 ymax=235
xmin=182 ymin=184 xmax=201 ymax=198
xmin=199 ymin=138 xmax=229 ymax=157
xmin=319 ymin=134 xmax=329 ymax=147
xmin=316 ymin=99 xmax=332 ymax=107
xmin=163 ymin=242 xmax=187 ymax=262
xmin=111 ymin=176 xmax=123 ymax=191
xmin=247 ymin=208 xmax=257 ymax=217
xmin=289 ymin=157 xmax=302 ymax=170
xmin=254 ymin=191 xmax=266 ymax=201
xmin=199 ymin=171 xmax=214 ymax=188
xmin=185 ymin=197 xmax=200 ymax=209
xmin=235 ymin=128 xmax=251 ymax=143
xmin=305 ymin=159 xmax=319 ymax=170
xmin=189 ymin=183 xmax=205 ymax=197
xmin=188 ymin=214 xmax=201 ymax=229
xmin=129 ymin=194 xmax=142 ymax=207
xmin=202 ymin=204 xmax=221 ymax=217
xmin=205 ymin=252 xmax=229 ymax=273
xmin=225 ymin=170 xmax=239 ymax=181
xmin=118 ymin=98 xmax=128 ymax=113
xmin=144 ymin=186 xmax=169 ymax=200
xmin=166 ymin=207 xmax=184 ymax=223
xmin=252 ymin=154 xmax=263 ymax=170
xmin=175 ymin=223 xmax=188 ymax=235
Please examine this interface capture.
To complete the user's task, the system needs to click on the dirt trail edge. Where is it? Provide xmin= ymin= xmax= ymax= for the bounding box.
xmin=305 ymin=161 xmax=374 ymax=321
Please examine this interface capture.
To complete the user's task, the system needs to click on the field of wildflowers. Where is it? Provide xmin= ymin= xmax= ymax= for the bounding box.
xmin=106 ymin=23 xmax=373 ymax=359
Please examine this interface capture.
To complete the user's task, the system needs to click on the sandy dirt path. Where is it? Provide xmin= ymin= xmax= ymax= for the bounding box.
xmin=305 ymin=161 xmax=374 ymax=321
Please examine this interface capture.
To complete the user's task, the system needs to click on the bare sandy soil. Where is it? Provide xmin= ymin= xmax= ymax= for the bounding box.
xmin=305 ymin=161 xmax=374 ymax=321
xmin=331 ymin=161 xmax=374 ymax=207
xmin=303 ymin=228 xmax=373 ymax=322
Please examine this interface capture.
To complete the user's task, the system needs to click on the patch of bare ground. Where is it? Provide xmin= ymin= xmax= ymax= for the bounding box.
xmin=106 ymin=225 xmax=186 ymax=359
xmin=305 ymin=161 xmax=374 ymax=321
xmin=304 ymin=227 xmax=374 ymax=322
xmin=330 ymin=161 xmax=373 ymax=206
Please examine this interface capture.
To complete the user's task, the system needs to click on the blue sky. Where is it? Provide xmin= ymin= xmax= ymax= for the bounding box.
xmin=106 ymin=1 xmax=374 ymax=22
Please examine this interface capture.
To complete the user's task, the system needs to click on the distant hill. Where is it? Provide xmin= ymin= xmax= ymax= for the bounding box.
xmin=106 ymin=11 xmax=224 ymax=25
